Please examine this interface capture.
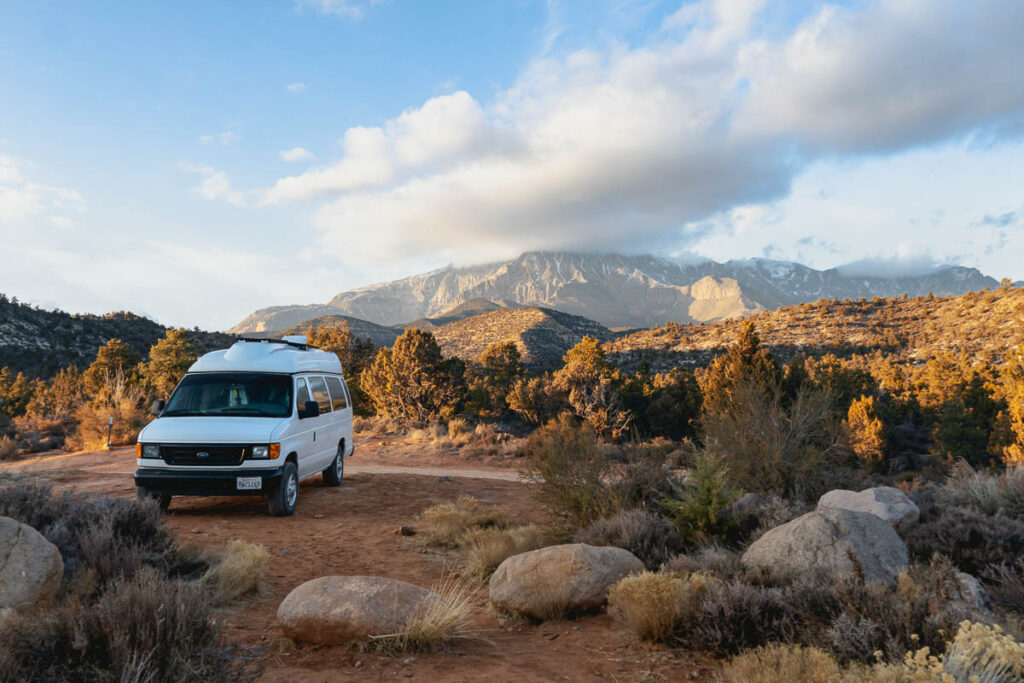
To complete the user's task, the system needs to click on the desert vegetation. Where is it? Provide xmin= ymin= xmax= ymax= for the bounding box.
xmin=0 ymin=474 xmax=264 ymax=682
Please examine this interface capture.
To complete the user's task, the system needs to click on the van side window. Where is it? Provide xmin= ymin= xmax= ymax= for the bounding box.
xmin=295 ymin=378 xmax=310 ymax=411
xmin=308 ymin=376 xmax=332 ymax=413
xmin=325 ymin=376 xmax=348 ymax=411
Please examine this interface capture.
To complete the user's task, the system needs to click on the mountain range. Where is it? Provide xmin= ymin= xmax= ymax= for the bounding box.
xmin=229 ymin=252 xmax=999 ymax=333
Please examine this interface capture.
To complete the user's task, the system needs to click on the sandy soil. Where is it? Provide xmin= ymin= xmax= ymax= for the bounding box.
xmin=3 ymin=434 xmax=714 ymax=682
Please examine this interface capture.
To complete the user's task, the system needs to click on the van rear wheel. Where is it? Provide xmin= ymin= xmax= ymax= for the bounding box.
xmin=323 ymin=444 xmax=344 ymax=486
xmin=136 ymin=486 xmax=171 ymax=512
xmin=269 ymin=461 xmax=299 ymax=517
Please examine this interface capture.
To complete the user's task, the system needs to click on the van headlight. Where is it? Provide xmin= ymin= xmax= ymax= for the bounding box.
xmin=252 ymin=444 xmax=280 ymax=459
xmin=140 ymin=444 xmax=161 ymax=459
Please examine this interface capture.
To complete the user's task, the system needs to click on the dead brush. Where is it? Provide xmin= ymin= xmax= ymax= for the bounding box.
xmin=202 ymin=539 xmax=271 ymax=606
xmin=461 ymin=524 xmax=548 ymax=580
xmin=371 ymin=573 xmax=478 ymax=653
xmin=607 ymin=570 xmax=710 ymax=642
xmin=419 ymin=496 xmax=511 ymax=548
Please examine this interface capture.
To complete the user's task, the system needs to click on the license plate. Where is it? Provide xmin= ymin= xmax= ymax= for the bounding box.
xmin=236 ymin=476 xmax=262 ymax=491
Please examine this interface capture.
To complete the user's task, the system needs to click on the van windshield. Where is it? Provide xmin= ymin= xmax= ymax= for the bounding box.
xmin=162 ymin=373 xmax=293 ymax=418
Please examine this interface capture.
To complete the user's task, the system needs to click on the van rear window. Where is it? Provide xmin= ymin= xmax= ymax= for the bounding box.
xmin=163 ymin=373 xmax=293 ymax=418
xmin=325 ymin=376 xmax=348 ymax=411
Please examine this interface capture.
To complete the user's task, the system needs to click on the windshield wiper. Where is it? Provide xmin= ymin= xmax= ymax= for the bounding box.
xmin=161 ymin=409 xmax=207 ymax=416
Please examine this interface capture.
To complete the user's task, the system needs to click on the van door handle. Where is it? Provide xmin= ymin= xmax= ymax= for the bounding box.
xmin=313 ymin=431 xmax=316 ymax=442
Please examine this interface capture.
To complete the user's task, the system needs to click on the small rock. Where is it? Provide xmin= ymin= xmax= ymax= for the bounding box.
xmin=277 ymin=576 xmax=437 ymax=645
xmin=742 ymin=508 xmax=909 ymax=586
xmin=437 ymin=476 xmax=454 ymax=483
xmin=954 ymin=571 xmax=989 ymax=610
xmin=730 ymin=492 xmax=764 ymax=517
xmin=0 ymin=516 xmax=64 ymax=609
xmin=397 ymin=525 xmax=417 ymax=536
xmin=817 ymin=487 xmax=920 ymax=530
xmin=489 ymin=543 xmax=644 ymax=618
xmin=313 ymin=514 xmax=325 ymax=519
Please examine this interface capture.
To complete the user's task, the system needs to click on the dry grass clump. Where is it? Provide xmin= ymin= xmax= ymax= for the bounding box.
xmin=203 ymin=539 xmax=271 ymax=606
xmin=941 ymin=460 xmax=1024 ymax=520
xmin=372 ymin=574 xmax=477 ymax=653
xmin=419 ymin=496 xmax=511 ymax=547
xmin=607 ymin=571 xmax=710 ymax=642
xmin=716 ymin=643 xmax=851 ymax=683
xmin=461 ymin=524 xmax=548 ymax=580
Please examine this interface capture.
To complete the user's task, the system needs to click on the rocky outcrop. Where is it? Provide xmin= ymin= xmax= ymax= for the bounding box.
xmin=0 ymin=516 xmax=63 ymax=609
xmin=817 ymin=487 xmax=920 ymax=530
xmin=277 ymin=576 xmax=435 ymax=645
xmin=489 ymin=543 xmax=643 ymax=619
xmin=741 ymin=508 xmax=909 ymax=586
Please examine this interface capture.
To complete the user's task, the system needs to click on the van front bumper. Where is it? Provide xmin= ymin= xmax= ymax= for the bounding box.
xmin=134 ymin=467 xmax=283 ymax=496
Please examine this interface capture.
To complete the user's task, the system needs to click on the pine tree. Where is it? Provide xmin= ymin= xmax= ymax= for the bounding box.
xmin=141 ymin=328 xmax=196 ymax=397
xmin=844 ymin=395 xmax=886 ymax=466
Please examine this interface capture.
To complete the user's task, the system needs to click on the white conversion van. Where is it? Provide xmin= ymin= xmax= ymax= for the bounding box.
xmin=134 ymin=337 xmax=354 ymax=516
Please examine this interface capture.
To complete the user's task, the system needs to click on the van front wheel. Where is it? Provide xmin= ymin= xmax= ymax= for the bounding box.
xmin=323 ymin=444 xmax=344 ymax=486
xmin=269 ymin=462 xmax=299 ymax=517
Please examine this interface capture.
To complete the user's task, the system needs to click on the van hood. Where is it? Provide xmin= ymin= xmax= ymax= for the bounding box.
xmin=139 ymin=416 xmax=289 ymax=444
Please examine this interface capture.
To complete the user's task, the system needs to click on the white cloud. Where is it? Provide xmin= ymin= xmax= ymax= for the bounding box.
xmin=286 ymin=82 xmax=307 ymax=94
xmin=0 ymin=154 xmax=84 ymax=224
xmin=263 ymin=0 xmax=1024 ymax=269
xmin=182 ymin=163 xmax=246 ymax=206
xmin=199 ymin=131 xmax=241 ymax=146
xmin=279 ymin=147 xmax=314 ymax=162
xmin=293 ymin=0 xmax=364 ymax=20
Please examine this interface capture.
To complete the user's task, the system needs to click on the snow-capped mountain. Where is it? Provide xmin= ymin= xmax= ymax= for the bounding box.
xmin=228 ymin=252 xmax=998 ymax=332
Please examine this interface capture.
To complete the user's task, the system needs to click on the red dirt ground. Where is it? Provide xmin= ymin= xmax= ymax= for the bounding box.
xmin=3 ymin=434 xmax=715 ymax=682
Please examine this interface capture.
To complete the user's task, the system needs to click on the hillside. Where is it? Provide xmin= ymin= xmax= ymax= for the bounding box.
xmin=253 ymin=314 xmax=402 ymax=347
xmin=0 ymin=294 xmax=234 ymax=378
xmin=229 ymin=251 xmax=998 ymax=332
xmin=432 ymin=306 xmax=614 ymax=367
xmin=605 ymin=285 xmax=1024 ymax=372
xmin=401 ymin=298 xmax=508 ymax=330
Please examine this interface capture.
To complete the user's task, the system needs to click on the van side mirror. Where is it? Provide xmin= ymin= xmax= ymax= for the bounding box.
xmin=150 ymin=399 xmax=165 ymax=416
xmin=298 ymin=401 xmax=320 ymax=419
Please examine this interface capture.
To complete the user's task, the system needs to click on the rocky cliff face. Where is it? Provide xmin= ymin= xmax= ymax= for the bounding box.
xmin=228 ymin=252 xmax=998 ymax=333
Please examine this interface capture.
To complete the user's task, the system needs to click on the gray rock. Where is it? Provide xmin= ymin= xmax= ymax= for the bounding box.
xmin=0 ymin=516 xmax=63 ymax=609
xmin=817 ymin=487 xmax=920 ymax=530
xmin=489 ymin=543 xmax=643 ymax=619
xmin=277 ymin=576 xmax=436 ymax=645
xmin=954 ymin=571 xmax=989 ymax=611
xmin=741 ymin=508 xmax=909 ymax=586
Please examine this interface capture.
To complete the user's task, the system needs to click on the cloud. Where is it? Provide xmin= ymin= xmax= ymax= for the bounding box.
xmin=286 ymin=82 xmax=307 ymax=94
xmin=293 ymin=0 xmax=364 ymax=20
xmin=279 ymin=147 xmax=314 ymax=162
xmin=977 ymin=211 xmax=1018 ymax=228
xmin=0 ymin=154 xmax=84 ymax=224
xmin=836 ymin=254 xmax=947 ymax=279
xmin=259 ymin=0 xmax=1024 ymax=268
xmin=199 ymin=131 xmax=241 ymax=146
xmin=182 ymin=163 xmax=245 ymax=206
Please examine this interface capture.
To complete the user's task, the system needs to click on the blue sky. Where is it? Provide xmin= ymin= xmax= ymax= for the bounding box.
xmin=2 ymin=0 xmax=1023 ymax=329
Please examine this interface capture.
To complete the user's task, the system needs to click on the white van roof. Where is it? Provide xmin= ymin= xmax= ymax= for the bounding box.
xmin=188 ymin=339 xmax=343 ymax=375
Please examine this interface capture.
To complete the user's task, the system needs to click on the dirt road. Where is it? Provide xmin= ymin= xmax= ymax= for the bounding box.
xmin=3 ymin=435 xmax=709 ymax=681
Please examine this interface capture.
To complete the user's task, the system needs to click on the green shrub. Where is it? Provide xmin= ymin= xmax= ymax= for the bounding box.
xmin=522 ymin=413 xmax=618 ymax=528
xmin=662 ymin=451 xmax=737 ymax=544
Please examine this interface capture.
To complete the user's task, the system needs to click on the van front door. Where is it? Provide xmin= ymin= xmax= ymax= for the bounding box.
xmin=292 ymin=377 xmax=318 ymax=479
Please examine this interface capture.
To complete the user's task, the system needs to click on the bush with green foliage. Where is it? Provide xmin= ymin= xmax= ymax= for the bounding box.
xmin=140 ymin=328 xmax=196 ymax=397
xmin=359 ymin=328 xmax=465 ymax=424
xmin=662 ymin=451 xmax=737 ymax=544
xmin=522 ymin=413 xmax=618 ymax=528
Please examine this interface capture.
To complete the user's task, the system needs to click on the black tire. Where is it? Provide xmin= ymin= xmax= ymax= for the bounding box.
xmin=268 ymin=461 xmax=299 ymax=517
xmin=136 ymin=486 xmax=171 ymax=512
xmin=322 ymin=443 xmax=345 ymax=486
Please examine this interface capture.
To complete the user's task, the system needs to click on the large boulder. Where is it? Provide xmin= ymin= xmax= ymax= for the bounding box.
xmin=489 ymin=543 xmax=643 ymax=619
xmin=817 ymin=487 xmax=920 ymax=530
xmin=741 ymin=508 xmax=908 ymax=586
xmin=0 ymin=516 xmax=63 ymax=609
xmin=277 ymin=576 xmax=435 ymax=645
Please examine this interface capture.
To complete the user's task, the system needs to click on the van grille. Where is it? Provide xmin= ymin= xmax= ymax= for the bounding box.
xmin=161 ymin=445 xmax=248 ymax=466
